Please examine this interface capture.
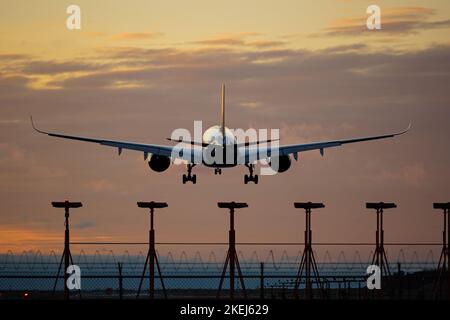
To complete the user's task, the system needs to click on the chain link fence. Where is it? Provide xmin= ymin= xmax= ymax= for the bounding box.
xmin=0 ymin=242 xmax=448 ymax=300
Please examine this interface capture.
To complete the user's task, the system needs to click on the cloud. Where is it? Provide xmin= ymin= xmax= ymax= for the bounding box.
xmin=37 ymin=44 xmax=450 ymax=95
xmin=248 ymin=40 xmax=286 ymax=48
xmin=21 ymin=60 xmax=108 ymax=75
xmin=364 ymin=163 xmax=428 ymax=187
xmin=319 ymin=43 xmax=368 ymax=54
xmin=0 ymin=119 xmax=22 ymax=125
xmin=111 ymin=32 xmax=163 ymax=41
xmin=3 ymin=37 xmax=450 ymax=117
xmin=1 ymin=37 xmax=450 ymax=249
xmin=74 ymin=221 xmax=96 ymax=229
xmin=238 ymin=101 xmax=262 ymax=109
xmin=84 ymin=31 xmax=108 ymax=38
xmin=194 ymin=37 xmax=246 ymax=46
xmin=192 ymin=33 xmax=283 ymax=49
xmin=0 ymin=143 xmax=67 ymax=189
xmin=0 ymin=227 xmax=61 ymax=245
xmin=0 ymin=53 xmax=32 ymax=61
xmin=0 ymin=74 xmax=31 ymax=93
xmin=279 ymin=123 xmax=327 ymax=144
xmin=0 ymin=226 xmax=112 ymax=251
xmin=315 ymin=6 xmax=450 ymax=37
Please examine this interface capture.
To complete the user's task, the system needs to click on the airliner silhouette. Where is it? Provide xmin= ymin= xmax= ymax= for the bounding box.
xmin=32 ymin=84 xmax=411 ymax=184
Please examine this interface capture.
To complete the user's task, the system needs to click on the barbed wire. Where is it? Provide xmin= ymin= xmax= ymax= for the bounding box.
xmin=0 ymin=243 xmax=440 ymax=274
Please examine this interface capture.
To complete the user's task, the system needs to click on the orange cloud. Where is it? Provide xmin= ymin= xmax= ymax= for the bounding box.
xmin=0 ymin=226 xmax=115 ymax=252
xmin=248 ymin=40 xmax=286 ymax=48
xmin=317 ymin=6 xmax=450 ymax=37
xmin=331 ymin=7 xmax=434 ymax=28
xmin=84 ymin=31 xmax=108 ymax=38
xmin=193 ymin=32 xmax=268 ymax=47
xmin=194 ymin=37 xmax=245 ymax=46
xmin=111 ymin=32 xmax=163 ymax=41
xmin=0 ymin=227 xmax=60 ymax=243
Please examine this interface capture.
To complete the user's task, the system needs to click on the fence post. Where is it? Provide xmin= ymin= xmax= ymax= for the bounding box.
xmin=260 ymin=262 xmax=264 ymax=299
xmin=358 ymin=281 xmax=361 ymax=300
xmin=338 ymin=282 xmax=341 ymax=300
xmin=397 ymin=262 xmax=402 ymax=299
xmin=118 ymin=262 xmax=123 ymax=300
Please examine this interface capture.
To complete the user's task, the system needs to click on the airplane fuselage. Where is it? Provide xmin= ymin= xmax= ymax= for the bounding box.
xmin=202 ymin=125 xmax=236 ymax=145
xmin=202 ymin=125 xmax=239 ymax=168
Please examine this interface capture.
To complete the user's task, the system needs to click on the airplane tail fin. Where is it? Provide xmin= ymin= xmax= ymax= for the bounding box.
xmin=220 ymin=83 xmax=226 ymax=146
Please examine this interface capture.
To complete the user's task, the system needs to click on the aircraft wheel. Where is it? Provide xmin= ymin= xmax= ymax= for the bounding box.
xmin=244 ymin=175 xmax=249 ymax=184
xmin=254 ymin=175 xmax=259 ymax=184
xmin=192 ymin=174 xmax=197 ymax=184
xmin=182 ymin=174 xmax=187 ymax=184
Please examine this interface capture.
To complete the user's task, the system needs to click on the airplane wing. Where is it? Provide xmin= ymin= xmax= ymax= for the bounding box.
xmin=31 ymin=117 xmax=201 ymax=161
xmin=245 ymin=122 xmax=411 ymax=161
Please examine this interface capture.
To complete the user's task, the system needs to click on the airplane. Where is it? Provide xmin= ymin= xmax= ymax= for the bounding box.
xmin=31 ymin=84 xmax=411 ymax=184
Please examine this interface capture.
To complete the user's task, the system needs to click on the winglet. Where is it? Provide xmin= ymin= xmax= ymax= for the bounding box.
xmin=406 ymin=121 xmax=412 ymax=132
xmin=30 ymin=116 xmax=48 ymax=134
xmin=397 ymin=121 xmax=412 ymax=136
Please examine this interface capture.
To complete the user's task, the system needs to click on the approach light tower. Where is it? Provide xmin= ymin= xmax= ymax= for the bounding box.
xmin=293 ymin=202 xmax=325 ymax=299
xmin=217 ymin=201 xmax=248 ymax=299
xmin=366 ymin=202 xmax=396 ymax=277
xmin=52 ymin=200 xmax=83 ymax=300
xmin=136 ymin=201 xmax=168 ymax=299
xmin=433 ymin=202 xmax=450 ymax=297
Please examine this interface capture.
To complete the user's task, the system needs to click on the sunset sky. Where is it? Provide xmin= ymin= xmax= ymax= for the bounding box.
xmin=0 ymin=0 xmax=450 ymax=257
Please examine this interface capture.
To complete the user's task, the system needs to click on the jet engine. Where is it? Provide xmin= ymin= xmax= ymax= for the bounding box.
xmin=148 ymin=155 xmax=171 ymax=172
xmin=269 ymin=155 xmax=291 ymax=173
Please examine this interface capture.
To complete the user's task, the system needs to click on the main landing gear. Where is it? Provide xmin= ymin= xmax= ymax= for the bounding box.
xmin=182 ymin=164 xmax=197 ymax=184
xmin=244 ymin=164 xmax=258 ymax=184
xmin=214 ymin=168 xmax=222 ymax=175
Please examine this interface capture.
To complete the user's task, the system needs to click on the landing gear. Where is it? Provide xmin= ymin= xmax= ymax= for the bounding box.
xmin=244 ymin=164 xmax=258 ymax=184
xmin=214 ymin=168 xmax=222 ymax=175
xmin=182 ymin=164 xmax=197 ymax=184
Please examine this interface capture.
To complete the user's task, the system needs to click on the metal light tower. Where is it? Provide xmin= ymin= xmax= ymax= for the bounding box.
xmin=52 ymin=200 xmax=83 ymax=300
xmin=433 ymin=202 xmax=450 ymax=297
xmin=366 ymin=202 xmax=396 ymax=277
xmin=293 ymin=202 xmax=325 ymax=299
xmin=136 ymin=201 xmax=168 ymax=299
xmin=217 ymin=202 xmax=248 ymax=299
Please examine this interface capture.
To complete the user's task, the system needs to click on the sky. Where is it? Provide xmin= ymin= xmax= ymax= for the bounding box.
xmin=0 ymin=0 xmax=450 ymax=258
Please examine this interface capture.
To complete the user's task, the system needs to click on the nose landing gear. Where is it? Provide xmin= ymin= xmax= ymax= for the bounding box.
xmin=182 ymin=164 xmax=197 ymax=184
xmin=244 ymin=164 xmax=258 ymax=184
xmin=214 ymin=168 xmax=222 ymax=175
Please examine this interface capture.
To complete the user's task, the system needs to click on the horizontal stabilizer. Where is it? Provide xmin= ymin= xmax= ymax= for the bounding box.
xmin=166 ymin=137 xmax=209 ymax=147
